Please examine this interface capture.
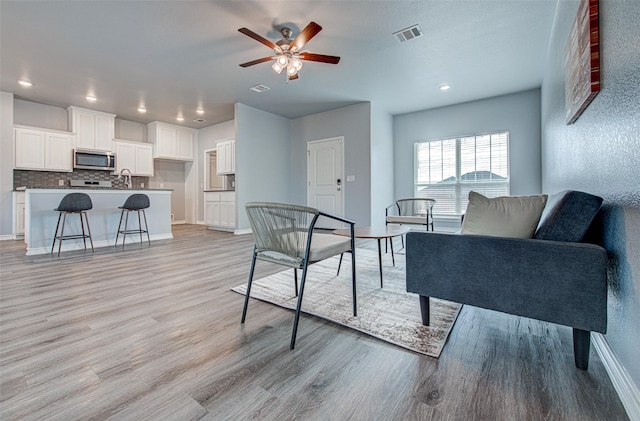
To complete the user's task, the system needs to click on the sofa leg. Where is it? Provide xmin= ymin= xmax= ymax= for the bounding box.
xmin=573 ymin=328 xmax=591 ymax=370
xmin=419 ymin=295 xmax=430 ymax=326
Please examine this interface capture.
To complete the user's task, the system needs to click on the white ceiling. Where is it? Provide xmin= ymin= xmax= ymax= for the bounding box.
xmin=1 ymin=0 xmax=558 ymax=129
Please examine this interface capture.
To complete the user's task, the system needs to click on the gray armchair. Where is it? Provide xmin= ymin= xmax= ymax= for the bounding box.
xmin=242 ymin=202 xmax=356 ymax=349
xmin=406 ymin=191 xmax=607 ymax=370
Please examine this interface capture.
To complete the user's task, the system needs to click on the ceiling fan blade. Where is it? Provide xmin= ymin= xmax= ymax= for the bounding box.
xmin=239 ymin=56 xmax=275 ymax=68
xmin=289 ymin=22 xmax=322 ymax=52
xmin=238 ymin=28 xmax=279 ymax=50
xmin=299 ymin=52 xmax=341 ymax=64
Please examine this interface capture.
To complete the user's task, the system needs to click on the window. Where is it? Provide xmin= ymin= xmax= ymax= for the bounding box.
xmin=415 ymin=131 xmax=509 ymax=216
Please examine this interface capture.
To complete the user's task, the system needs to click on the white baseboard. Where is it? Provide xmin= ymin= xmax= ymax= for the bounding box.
xmin=0 ymin=234 xmax=16 ymax=241
xmin=171 ymin=220 xmax=187 ymax=225
xmin=233 ymin=228 xmax=252 ymax=235
xmin=26 ymin=233 xmax=174 ymax=256
xmin=593 ymin=332 xmax=640 ymax=421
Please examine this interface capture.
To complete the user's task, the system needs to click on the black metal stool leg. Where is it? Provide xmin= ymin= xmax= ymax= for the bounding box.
xmin=58 ymin=213 xmax=67 ymax=257
xmin=142 ymin=209 xmax=150 ymax=245
xmin=83 ymin=211 xmax=94 ymax=252
xmin=115 ymin=209 xmax=125 ymax=246
xmin=123 ymin=211 xmax=130 ymax=247
xmin=79 ymin=212 xmax=87 ymax=252
xmin=51 ymin=213 xmax=63 ymax=254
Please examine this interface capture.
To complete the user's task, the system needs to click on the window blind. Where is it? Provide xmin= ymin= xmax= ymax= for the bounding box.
xmin=415 ymin=131 xmax=509 ymax=216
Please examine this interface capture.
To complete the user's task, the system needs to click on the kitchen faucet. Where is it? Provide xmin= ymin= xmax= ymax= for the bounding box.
xmin=119 ymin=168 xmax=133 ymax=189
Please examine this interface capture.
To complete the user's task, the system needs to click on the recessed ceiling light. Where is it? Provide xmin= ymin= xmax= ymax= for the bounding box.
xmin=18 ymin=80 xmax=33 ymax=87
xmin=440 ymin=84 xmax=451 ymax=91
xmin=86 ymin=95 xmax=97 ymax=102
xmin=176 ymin=115 xmax=184 ymax=122
xmin=196 ymin=109 xmax=204 ymax=115
xmin=138 ymin=107 xmax=147 ymax=113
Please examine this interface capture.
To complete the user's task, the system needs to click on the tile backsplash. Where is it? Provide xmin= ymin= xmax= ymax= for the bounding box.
xmin=13 ymin=169 xmax=149 ymax=189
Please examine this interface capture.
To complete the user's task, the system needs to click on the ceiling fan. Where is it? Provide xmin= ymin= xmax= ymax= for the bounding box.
xmin=238 ymin=22 xmax=340 ymax=81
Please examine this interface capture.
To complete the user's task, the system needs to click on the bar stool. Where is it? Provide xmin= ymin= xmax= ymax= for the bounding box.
xmin=51 ymin=193 xmax=94 ymax=256
xmin=115 ymin=194 xmax=150 ymax=247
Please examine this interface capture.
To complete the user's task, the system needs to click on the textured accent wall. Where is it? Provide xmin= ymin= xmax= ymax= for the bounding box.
xmin=14 ymin=169 xmax=149 ymax=190
xmin=541 ymin=0 xmax=640 ymax=387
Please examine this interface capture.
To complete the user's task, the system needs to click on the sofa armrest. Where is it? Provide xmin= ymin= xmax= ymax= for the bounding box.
xmin=406 ymin=232 xmax=608 ymax=333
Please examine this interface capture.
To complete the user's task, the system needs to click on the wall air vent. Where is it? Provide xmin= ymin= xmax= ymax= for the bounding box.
xmin=249 ymin=84 xmax=271 ymax=93
xmin=393 ymin=24 xmax=423 ymax=43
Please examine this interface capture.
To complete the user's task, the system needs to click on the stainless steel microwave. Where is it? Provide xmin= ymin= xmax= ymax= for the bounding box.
xmin=73 ymin=149 xmax=116 ymax=171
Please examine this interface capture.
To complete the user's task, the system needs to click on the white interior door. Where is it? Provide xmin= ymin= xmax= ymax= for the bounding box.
xmin=307 ymin=137 xmax=344 ymax=229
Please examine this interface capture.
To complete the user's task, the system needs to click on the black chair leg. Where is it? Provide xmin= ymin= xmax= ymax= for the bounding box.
xmin=142 ymin=209 xmax=151 ymax=245
xmin=350 ymin=246 xmax=357 ymax=317
xmin=241 ymin=247 xmax=258 ymax=323
xmin=83 ymin=212 xmax=94 ymax=252
xmin=337 ymin=253 xmax=343 ymax=276
xmin=79 ymin=212 xmax=88 ymax=251
xmin=58 ymin=213 xmax=67 ymax=257
xmin=115 ymin=210 xmax=125 ymax=246
xmin=290 ymin=262 xmax=310 ymax=349
xmin=293 ymin=269 xmax=298 ymax=297
xmin=51 ymin=213 xmax=63 ymax=254
xmin=419 ymin=295 xmax=430 ymax=326
xmin=573 ymin=328 xmax=591 ymax=370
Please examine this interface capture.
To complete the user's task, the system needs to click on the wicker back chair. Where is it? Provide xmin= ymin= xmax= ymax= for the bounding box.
xmin=243 ymin=202 xmax=356 ymax=349
xmin=385 ymin=198 xmax=436 ymax=251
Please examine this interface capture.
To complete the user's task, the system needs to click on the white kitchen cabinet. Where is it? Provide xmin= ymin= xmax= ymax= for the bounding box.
xmin=14 ymin=126 xmax=73 ymax=172
xmin=147 ymin=121 xmax=195 ymax=161
xmin=113 ymin=140 xmax=154 ymax=176
xmin=68 ymin=106 xmax=115 ymax=151
xmin=13 ymin=191 xmax=25 ymax=237
xmin=204 ymin=191 xmax=235 ymax=230
xmin=216 ymin=139 xmax=235 ymax=174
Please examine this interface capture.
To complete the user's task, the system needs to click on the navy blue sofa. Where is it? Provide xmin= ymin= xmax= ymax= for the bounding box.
xmin=406 ymin=191 xmax=607 ymax=370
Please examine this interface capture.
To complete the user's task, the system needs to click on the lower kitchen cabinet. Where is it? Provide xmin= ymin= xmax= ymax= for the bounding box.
xmin=204 ymin=191 xmax=235 ymax=230
xmin=13 ymin=191 xmax=25 ymax=237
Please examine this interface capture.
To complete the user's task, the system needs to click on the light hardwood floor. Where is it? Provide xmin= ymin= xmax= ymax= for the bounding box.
xmin=0 ymin=225 xmax=629 ymax=420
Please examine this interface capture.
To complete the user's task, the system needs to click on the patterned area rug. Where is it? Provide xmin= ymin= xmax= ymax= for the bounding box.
xmin=231 ymin=249 xmax=461 ymax=357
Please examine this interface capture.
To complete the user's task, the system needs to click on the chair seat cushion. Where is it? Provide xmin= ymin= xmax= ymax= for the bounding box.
xmin=257 ymin=232 xmax=351 ymax=266
xmin=308 ymin=233 xmax=352 ymax=262
xmin=386 ymin=215 xmax=426 ymax=225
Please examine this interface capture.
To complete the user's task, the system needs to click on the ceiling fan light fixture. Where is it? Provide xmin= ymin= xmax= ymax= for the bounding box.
xmin=287 ymin=65 xmax=298 ymax=76
xmin=276 ymin=55 xmax=288 ymax=67
xmin=291 ymin=57 xmax=303 ymax=70
xmin=272 ymin=61 xmax=284 ymax=74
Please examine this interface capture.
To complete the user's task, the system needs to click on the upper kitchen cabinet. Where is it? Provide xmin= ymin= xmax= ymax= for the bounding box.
xmin=67 ymin=106 xmax=116 ymax=152
xmin=216 ymin=139 xmax=235 ymax=174
xmin=113 ymin=140 xmax=154 ymax=176
xmin=147 ymin=121 xmax=195 ymax=161
xmin=14 ymin=125 xmax=73 ymax=172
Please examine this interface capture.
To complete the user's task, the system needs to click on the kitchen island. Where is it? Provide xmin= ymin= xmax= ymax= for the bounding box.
xmin=22 ymin=188 xmax=173 ymax=255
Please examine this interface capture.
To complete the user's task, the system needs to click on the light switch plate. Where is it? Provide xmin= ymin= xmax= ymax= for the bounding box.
xmin=58 ymin=180 xmax=64 ymax=186
xmin=347 ymin=175 xmax=355 ymax=182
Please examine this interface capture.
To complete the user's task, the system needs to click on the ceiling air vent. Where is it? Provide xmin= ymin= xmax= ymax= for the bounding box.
xmin=393 ymin=24 xmax=423 ymax=43
xmin=193 ymin=118 xmax=206 ymax=123
xmin=249 ymin=84 xmax=271 ymax=93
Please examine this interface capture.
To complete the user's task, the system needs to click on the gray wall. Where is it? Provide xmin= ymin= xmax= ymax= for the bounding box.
xmin=291 ymin=102 xmax=372 ymax=226
xmin=370 ymin=103 xmax=394 ymax=226
xmin=235 ymin=103 xmax=291 ymax=230
xmin=393 ymin=89 xmax=543 ymax=202
xmin=541 ymin=0 xmax=640 ymax=388
xmin=1 ymin=92 xmax=14 ymax=237
xmin=13 ymin=99 xmax=67 ymax=130
xmin=196 ymin=119 xmax=235 ymax=222
xmin=148 ymin=160 xmax=186 ymax=222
